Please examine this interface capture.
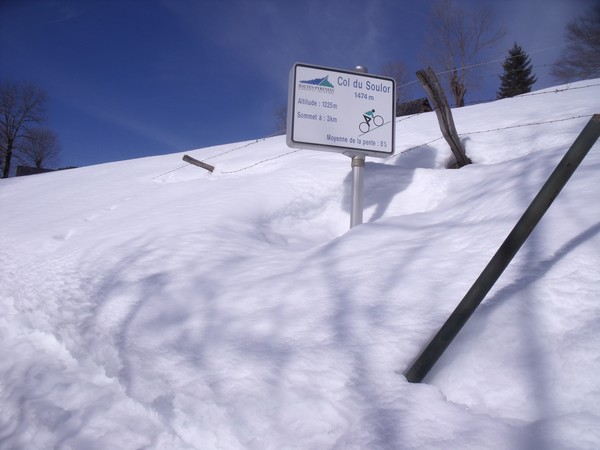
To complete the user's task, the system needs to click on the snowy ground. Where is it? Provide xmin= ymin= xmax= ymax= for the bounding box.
xmin=1 ymin=80 xmax=599 ymax=449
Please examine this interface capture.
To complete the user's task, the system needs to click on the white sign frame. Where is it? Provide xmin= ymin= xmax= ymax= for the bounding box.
xmin=286 ymin=63 xmax=396 ymax=158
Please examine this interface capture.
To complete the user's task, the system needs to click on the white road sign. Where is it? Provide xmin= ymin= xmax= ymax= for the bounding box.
xmin=286 ymin=63 xmax=395 ymax=157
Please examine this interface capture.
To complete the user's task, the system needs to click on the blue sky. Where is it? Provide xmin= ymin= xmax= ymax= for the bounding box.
xmin=0 ymin=0 xmax=595 ymax=168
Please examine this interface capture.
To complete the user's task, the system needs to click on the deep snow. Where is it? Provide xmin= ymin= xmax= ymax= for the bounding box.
xmin=1 ymin=80 xmax=599 ymax=449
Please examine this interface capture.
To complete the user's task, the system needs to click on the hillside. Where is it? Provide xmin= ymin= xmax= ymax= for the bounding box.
xmin=1 ymin=80 xmax=599 ymax=449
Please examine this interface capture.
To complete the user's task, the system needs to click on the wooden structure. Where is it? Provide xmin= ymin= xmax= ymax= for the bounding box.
xmin=182 ymin=154 xmax=215 ymax=173
xmin=416 ymin=67 xmax=470 ymax=167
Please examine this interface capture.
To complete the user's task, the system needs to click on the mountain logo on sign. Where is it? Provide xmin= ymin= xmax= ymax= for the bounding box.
xmin=298 ymin=75 xmax=334 ymax=94
xmin=299 ymin=75 xmax=334 ymax=88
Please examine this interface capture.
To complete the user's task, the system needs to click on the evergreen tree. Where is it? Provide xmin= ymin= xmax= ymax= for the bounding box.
xmin=497 ymin=43 xmax=537 ymax=99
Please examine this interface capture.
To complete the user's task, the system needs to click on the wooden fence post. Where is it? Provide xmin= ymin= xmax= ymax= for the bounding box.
xmin=416 ymin=67 xmax=470 ymax=167
xmin=182 ymin=154 xmax=215 ymax=173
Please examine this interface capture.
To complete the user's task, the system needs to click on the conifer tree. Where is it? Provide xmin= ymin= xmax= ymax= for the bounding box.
xmin=497 ymin=43 xmax=537 ymax=99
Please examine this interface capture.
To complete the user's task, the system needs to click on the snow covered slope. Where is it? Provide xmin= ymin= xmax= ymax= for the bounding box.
xmin=1 ymin=80 xmax=599 ymax=449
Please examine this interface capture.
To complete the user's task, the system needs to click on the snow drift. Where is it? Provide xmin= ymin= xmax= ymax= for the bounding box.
xmin=1 ymin=80 xmax=599 ymax=449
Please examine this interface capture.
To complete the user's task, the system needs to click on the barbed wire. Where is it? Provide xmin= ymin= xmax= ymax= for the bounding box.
xmin=396 ymin=33 xmax=600 ymax=91
xmin=458 ymin=81 xmax=600 ymax=108
xmin=155 ymin=33 xmax=598 ymax=180
xmin=400 ymin=62 xmax=583 ymax=107
xmin=150 ymin=163 xmax=188 ymax=180
xmin=203 ymin=128 xmax=284 ymax=161
xmin=391 ymin=137 xmax=446 ymax=156
xmin=152 ymin=75 xmax=598 ymax=179
xmin=183 ymin=36 xmax=595 ymax=178
xmin=218 ymin=111 xmax=593 ymax=173
xmin=461 ymin=114 xmax=592 ymax=136
xmin=518 ymin=82 xmax=600 ymax=97
xmin=151 ymin=131 xmax=285 ymax=179
xmin=391 ymin=113 xmax=593 ymax=158
xmin=220 ymin=149 xmax=302 ymax=174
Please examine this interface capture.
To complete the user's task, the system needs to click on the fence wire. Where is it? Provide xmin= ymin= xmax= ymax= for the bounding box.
xmin=153 ymin=79 xmax=598 ymax=179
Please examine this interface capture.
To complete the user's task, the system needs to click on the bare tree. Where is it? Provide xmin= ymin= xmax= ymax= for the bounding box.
xmin=421 ymin=0 xmax=505 ymax=107
xmin=379 ymin=62 xmax=408 ymax=104
xmin=21 ymin=127 xmax=61 ymax=169
xmin=0 ymin=81 xmax=47 ymax=178
xmin=551 ymin=4 xmax=600 ymax=82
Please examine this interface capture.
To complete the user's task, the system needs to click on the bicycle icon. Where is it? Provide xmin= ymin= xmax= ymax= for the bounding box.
xmin=359 ymin=109 xmax=384 ymax=133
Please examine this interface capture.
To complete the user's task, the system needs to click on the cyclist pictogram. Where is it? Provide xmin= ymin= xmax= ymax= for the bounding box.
xmin=359 ymin=109 xmax=384 ymax=133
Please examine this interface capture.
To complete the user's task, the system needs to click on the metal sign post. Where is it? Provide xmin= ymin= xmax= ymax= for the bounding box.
xmin=286 ymin=62 xmax=396 ymax=229
xmin=350 ymin=154 xmax=365 ymax=227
